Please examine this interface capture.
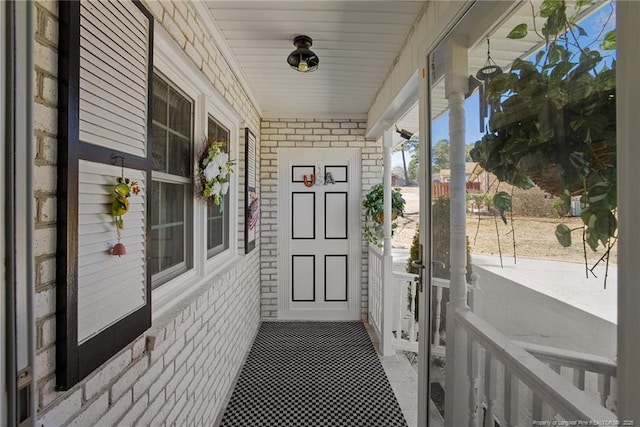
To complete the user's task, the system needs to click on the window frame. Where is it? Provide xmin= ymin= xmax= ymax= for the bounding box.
xmin=206 ymin=115 xmax=232 ymax=259
xmin=203 ymin=95 xmax=239 ymax=271
xmin=150 ymin=72 xmax=195 ymax=288
xmin=151 ymin=24 xmax=241 ymax=317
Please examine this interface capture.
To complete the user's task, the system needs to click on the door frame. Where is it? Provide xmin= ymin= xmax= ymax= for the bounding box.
xmin=276 ymin=147 xmax=362 ymax=320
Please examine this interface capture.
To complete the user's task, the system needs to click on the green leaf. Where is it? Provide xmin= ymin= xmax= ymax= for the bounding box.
xmin=594 ymin=210 xmax=617 ymax=240
xmin=535 ymin=50 xmax=545 ymax=66
xmin=601 ymin=30 xmax=616 ymax=50
xmin=548 ymin=44 xmax=561 ymax=65
xmin=555 ymin=223 xmax=572 ymax=247
xmin=540 ymin=0 xmax=563 ymax=17
xmin=585 ymin=229 xmax=600 ymax=251
xmin=576 ymin=0 xmax=593 ymax=7
xmin=550 ymin=61 xmax=575 ymax=81
xmin=507 ymin=23 xmax=528 ymax=39
xmin=581 ymin=208 xmax=596 ymax=229
xmin=493 ymin=191 xmax=512 ymax=224
xmin=574 ymin=24 xmax=587 ymax=37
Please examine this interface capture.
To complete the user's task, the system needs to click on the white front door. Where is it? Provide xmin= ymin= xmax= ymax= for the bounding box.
xmin=277 ymin=148 xmax=361 ymax=320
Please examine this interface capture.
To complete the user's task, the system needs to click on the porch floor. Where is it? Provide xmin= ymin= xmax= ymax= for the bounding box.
xmin=219 ymin=322 xmax=408 ymax=426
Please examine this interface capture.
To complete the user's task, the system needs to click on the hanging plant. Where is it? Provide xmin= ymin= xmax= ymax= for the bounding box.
xmin=469 ymin=0 xmax=617 ymax=255
xmin=197 ymin=140 xmax=235 ymax=207
xmin=363 ymin=184 xmax=406 ymax=247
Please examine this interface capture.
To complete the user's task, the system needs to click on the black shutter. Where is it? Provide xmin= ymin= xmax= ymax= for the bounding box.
xmin=56 ymin=0 xmax=153 ymax=389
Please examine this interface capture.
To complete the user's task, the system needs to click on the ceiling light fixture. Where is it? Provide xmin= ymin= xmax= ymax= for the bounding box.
xmin=287 ymin=35 xmax=319 ymax=73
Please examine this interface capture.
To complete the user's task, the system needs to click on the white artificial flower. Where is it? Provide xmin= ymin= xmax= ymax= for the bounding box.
xmin=221 ymin=182 xmax=229 ymax=195
xmin=218 ymin=152 xmax=229 ymax=165
xmin=212 ymin=181 xmax=222 ymax=196
xmin=204 ymin=161 xmax=220 ymax=181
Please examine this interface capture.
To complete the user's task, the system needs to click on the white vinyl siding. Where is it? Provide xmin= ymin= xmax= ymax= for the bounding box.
xmin=76 ymin=160 xmax=146 ymax=344
xmin=78 ymin=1 xmax=148 ymax=157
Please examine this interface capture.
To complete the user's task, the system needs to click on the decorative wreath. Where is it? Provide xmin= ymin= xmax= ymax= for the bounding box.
xmin=197 ymin=140 xmax=234 ymax=206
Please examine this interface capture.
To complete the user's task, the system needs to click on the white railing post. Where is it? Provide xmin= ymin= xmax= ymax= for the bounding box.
xmin=467 ymin=335 xmax=480 ymax=427
xmin=484 ymin=352 xmax=498 ymax=427
xmin=380 ymin=251 xmax=395 ymax=356
xmin=598 ymin=373 xmax=611 ymax=409
xmin=434 ymin=286 xmax=443 ymax=349
xmin=468 ymin=272 xmax=482 ymax=314
xmin=504 ymin=370 xmax=520 ymax=426
xmin=390 ymin=271 xmax=420 ymax=353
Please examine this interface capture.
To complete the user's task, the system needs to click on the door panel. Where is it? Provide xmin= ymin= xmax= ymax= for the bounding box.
xmin=292 ymin=192 xmax=315 ymax=239
xmin=278 ymin=148 xmax=361 ymax=320
xmin=292 ymin=255 xmax=315 ymax=301
xmin=325 ymin=255 xmax=348 ymax=301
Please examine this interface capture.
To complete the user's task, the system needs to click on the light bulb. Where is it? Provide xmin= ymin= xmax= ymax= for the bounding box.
xmin=298 ymin=58 xmax=308 ymax=72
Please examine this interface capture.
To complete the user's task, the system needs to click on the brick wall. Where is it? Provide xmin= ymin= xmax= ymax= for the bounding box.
xmin=34 ymin=1 xmax=262 ymax=425
xmin=259 ymin=119 xmax=383 ymax=319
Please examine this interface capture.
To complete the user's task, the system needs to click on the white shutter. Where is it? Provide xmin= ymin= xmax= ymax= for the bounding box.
xmin=78 ymin=0 xmax=149 ymax=157
xmin=77 ymin=160 xmax=146 ymax=344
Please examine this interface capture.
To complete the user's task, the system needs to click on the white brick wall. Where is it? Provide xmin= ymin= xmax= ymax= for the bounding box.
xmin=259 ymin=119 xmax=383 ymax=319
xmin=34 ymin=0 xmax=263 ymax=425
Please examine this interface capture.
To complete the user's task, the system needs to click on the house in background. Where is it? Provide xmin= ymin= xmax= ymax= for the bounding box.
xmin=2 ymin=0 xmax=639 ymax=426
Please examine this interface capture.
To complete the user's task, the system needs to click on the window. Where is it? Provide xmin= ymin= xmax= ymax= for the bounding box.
xmin=207 ymin=116 xmax=231 ymax=257
xmin=145 ymin=23 xmax=242 ymax=314
xmin=150 ymin=73 xmax=193 ymax=287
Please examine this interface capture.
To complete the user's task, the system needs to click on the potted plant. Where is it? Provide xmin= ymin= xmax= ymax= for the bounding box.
xmin=363 ymin=183 xmax=406 ymax=247
xmin=470 ymin=0 xmax=617 ymax=253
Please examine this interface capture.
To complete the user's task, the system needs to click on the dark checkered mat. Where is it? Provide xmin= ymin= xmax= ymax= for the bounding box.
xmin=219 ymin=322 xmax=408 ymax=427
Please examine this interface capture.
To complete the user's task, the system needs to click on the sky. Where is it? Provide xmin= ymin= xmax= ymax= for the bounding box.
xmin=392 ymin=93 xmax=483 ymax=168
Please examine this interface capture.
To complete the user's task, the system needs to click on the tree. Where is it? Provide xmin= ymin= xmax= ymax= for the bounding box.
xmin=432 ymin=139 xmax=473 ymax=172
xmin=408 ymin=152 xmax=419 ymax=180
xmin=394 ymin=136 xmax=419 ymax=184
xmin=432 ymin=139 xmax=450 ymax=172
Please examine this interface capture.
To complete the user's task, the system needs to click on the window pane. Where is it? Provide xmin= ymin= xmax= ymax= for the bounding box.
xmin=207 ymin=199 xmax=225 ymax=251
xmin=168 ymin=90 xmax=191 ymax=138
xmin=168 ymin=132 xmax=191 ymax=177
xmin=206 ymin=115 xmax=231 ymax=256
xmin=152 ymin=74 xmax=192 ymax=174
xmin=152 ymin=77 xmax=167 ymax=126
xmin=150 ymin=181 xmax=186 ymax=277
xmin=151 ymin=123 xmax=167 ymax=172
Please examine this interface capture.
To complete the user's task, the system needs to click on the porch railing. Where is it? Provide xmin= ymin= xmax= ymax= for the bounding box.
xmin=368 ymin=243 xmax=617 ymax=422
xmin=452 ymin=308 xmax=616 ymax=426
xmin=390 ymin=272 xmax=452 ymax=355
xmin=390 ymin=269 xmax=480 ymax=356
xmin=367 ymin=243 xmax=480 ymax=356
xmin=515 ymin=341 xmax=617 ymax=412
xmin=367 ymin=244 xmax=394 ymax=355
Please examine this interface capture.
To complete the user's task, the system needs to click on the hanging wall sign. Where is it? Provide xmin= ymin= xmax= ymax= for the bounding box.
xmin=245 ymin=128 xmax=258 ymax=253
xmin=295 ymin=165 xmax=342 ymax=186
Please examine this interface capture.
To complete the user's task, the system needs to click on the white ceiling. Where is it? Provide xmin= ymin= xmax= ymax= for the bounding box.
xmin=203 ymin=0 xmax=605 ymax=132
xmin=204 ymin=1 xmax=426 ymax=118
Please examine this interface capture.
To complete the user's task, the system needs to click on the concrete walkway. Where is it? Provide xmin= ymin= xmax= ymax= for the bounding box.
xmin=472 ymin=254 xmax=617 ymax=324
